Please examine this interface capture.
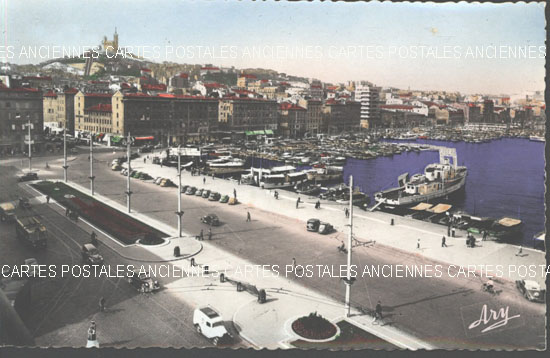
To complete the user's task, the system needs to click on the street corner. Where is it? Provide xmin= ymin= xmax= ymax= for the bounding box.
xmin=232 ymin=291 xmax=343 ymax=348
xmin=132 ymin=235 xmax=203 ymax=262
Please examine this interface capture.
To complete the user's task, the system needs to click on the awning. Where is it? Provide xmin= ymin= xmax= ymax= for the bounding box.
xmin=135 ymin=136 xmax=154 ymax=140
xmin=245 ymin=131 xmax=254 ymax=136
xmin=111 ymin=136 xmax=122 ymax=143
xmin=411 ymin=203 xmax=433 ymax=211
xmin=253 ymin=130 xmax=265 ymax=135
xmin=427 ymin=204 xmax=452 ymax=213
xmin=265 ymin=129 xmax=274 ymax=135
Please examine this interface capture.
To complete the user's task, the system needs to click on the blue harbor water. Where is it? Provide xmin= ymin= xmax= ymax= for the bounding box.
xmin=344 ymin=138 xmax=545 ymax=247
xmin=244 ymin=138 xmax=544 ymax=247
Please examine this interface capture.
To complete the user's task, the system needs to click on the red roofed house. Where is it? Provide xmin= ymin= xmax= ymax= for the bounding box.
xmin=75 ymin=91 xmax=113 ymax=136
xmin=169 ymin=73 xmax=190 ymax=89
xmin=200 ymin=66 xmax=221 ymax=76
xmin=42 ymin=87 xmax=79 ymax=134
xmin=83 ymin=103 xmax=112 ymax=134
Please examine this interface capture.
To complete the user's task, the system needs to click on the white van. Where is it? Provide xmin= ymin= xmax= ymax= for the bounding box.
xmin=192 ymin=306 xmax=230 ymax=345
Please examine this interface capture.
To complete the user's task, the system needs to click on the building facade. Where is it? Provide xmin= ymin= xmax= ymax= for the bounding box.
xmin=278 ymin=103 xmax=307 ymax=138
xmin=0 ymin=87 xmax=44 ymax=155
xmin=299 ymin=98 xmax=323 ymax=135
xmin=74 ymin=92 xmax=113 ymax=136
xmin=355 ymin=81 xmax=381 ymax=129
xmin=218 ymin=97 xmax=278 ymax=135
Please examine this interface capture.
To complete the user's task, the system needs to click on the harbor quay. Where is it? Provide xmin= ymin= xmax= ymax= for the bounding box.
xmin=4 ymin=148 xmax=544 ymax=349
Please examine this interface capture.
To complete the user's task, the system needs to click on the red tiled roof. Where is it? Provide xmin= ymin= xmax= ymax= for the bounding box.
xmin=64 ymin=88 xmax=79 ymax=94
xmin=121 ymin=83 xmax=131 ymax=89
xmin=44 ymin=90 xmax=57 ymax=98
xmin=327 ymin=86 xmax=339 ymax=91
xmin=179 ymin=73 xmax=189 ymax=78
xmin=0 ymin=87 xmax=40 ymax=93
xmin=279 ymin=103 xmax=306 ymax=111
xmin=279 ymin=82 xmax=290 ymax=86
xmin=239 ymin=74 xmax=256 ymax=79
xmin=204 ymin=82 xmax=224 ymax=89
xmin=124 ymin=92 xmax=217 ymax=101
xmin=89 ymin=80 xmax=109 ymax=84
xmin=142 ymin=83 xmax=167 ymax=91
xmin=310 ymin=84 xmax=322 ymax=89
xmin=85 ymin=104 xmax=112 ymax=112
xmin=201 ymin=66 xmax=220 ymax=70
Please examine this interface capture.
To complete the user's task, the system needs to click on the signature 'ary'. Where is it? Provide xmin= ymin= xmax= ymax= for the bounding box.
xmin=468 ymin=304 xmax=521 ymax=333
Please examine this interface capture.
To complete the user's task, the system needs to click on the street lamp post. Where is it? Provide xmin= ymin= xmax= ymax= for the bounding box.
xmin=89 ymin=135 xmax=95 ymax=195
xmin=63 ymin=126 xmax=68 ymax=182
xmin=126 ymin=133 xmax=132 ymax=213
xmin=344 ymin=175 xmax=355 ymax=317
xmin=24 ymin=118 xmax=32 ymax=172
xmin=176 ymin=146 xmax=184 ymax=237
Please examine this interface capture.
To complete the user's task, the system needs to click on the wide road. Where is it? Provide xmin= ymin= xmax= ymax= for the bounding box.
xmin=5 ymin=146 xmax=546 ymax=349
xmin=0 ymin=155 xmax=246 ymax=348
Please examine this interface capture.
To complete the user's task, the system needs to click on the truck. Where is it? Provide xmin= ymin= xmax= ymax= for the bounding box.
xmin=0 ymin=202 xmax=16 ymax=222
xmin=193 ymin=306 xmax=231 ymax=345
xmin=15 ymin=216 xmax=48 ymax=249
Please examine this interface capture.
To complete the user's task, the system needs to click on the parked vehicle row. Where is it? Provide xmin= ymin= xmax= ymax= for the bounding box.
xmin=181 ymin=185 xmax=237 ymax=205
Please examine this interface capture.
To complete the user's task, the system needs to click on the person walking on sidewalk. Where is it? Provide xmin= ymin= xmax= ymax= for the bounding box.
xmin=199 ymin=229 xmax=204 ymax=241
xmin=441 ymin=236 xmax=447 ymax=247
xmin=315 ymin=200 xmax=321 ymax=209
xmin=372 ymin=301 xmax=383 ymax=324
xmin=515 ymin=245 xmax=523 ymax=256
xmin=208 ymin=228 xmax=212 ymax=240
xmin=91 ymin=231 xmax=98 ymax=246
xmin=246 ymin=211 xmax=251 ymax=222
xmin=274 ymin=190 xmax=279 ymax=200
xmin=417 ymin=239 xmax=421 ymax=249
xmin=345 ymin=207 xmax=349 ymax=218
xmin=447 ymin=223 xmax=451 ymax=236
xmin=296 ymin=197 xmax=301 ymax=209
xmin=46 ymin=195 xmax=50 ymax=204
xmin=98 ymin=297 xmax=106 ymax=312
xmin=233 ymin=188 xmax=237 ymax=199
xmin=203 ymin=177 xmax=206 ymax=185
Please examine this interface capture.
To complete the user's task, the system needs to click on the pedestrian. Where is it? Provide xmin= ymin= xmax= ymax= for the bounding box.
xmin=199 ymin=229 xmax=204 ymax=241
xmin=91 ymin=231 xmax=98 ymax=246
xmin=233 ymin=188 xmax=237 ymax=199
xmin=451 ymin=227 xmax=456 ymax=237
xmin=417 ymin=239 xmax=420 ymax=249
xmin=447 ymin=223 xmax=451 ymax=236
xmin=345 ymin=208 xmax=349 ymax=218
xmin=274 ymin=190 xmax=279 ymax=199
xmin=65 ymin=207 xmax=70 ymax=216
xmin=372 ymin=301 xmax=383 ymax=324
xmin=160 ymin=162 xmax=163 ymax=168
xmin=143 ymin=158 xmax=146 ymax=163
xmin=482 ymin=230 xmax=488 ymax=241
xmin=99 ymin=297 xmax=106 ymax=312
xmin=441 ymin=236 xmax=447 ymax=247
xmin=515 ymin=245 xmax=523 ymax=256
xmin=208 ymin=228 xmax=212 ymax=240
xmin=246 ymin=211 xmax=251 ymax=222
xmin=296 ymin=197 xmax=300 ymax=209
xmin=315 ymin=200 xmax=321 ymax=209
xmin=46 ymin=195 xmax=50 ymax=204
xmin=203 ymin=177 xmax=206 ymax=185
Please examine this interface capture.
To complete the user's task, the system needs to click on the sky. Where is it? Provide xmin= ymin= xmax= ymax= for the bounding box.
xmin=1 ymin=0 xmax=546 ymax=95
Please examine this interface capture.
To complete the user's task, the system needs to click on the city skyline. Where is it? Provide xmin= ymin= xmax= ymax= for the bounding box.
xmin=1 ymin=1 xmax=546 ymax=94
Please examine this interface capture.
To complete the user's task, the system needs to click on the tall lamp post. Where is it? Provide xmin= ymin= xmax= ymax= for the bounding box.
xmin=89 ymin=135 xmax=95 ymax=195
xmin=176 ymin=146 xmax=184 ymax=237
xmin=343 ymin=175 xmax=355 ymax=317
xmin=126 ymin=133 xmax=132 ymax=213
xmin=63 ymin=126 xmax=68 ymax=182
xmin=23 ymin=117 xmax=32 ymax=172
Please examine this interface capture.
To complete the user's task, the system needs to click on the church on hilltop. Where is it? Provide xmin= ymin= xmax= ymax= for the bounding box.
xmin=102 ymin=28 xmax=119 ymax=52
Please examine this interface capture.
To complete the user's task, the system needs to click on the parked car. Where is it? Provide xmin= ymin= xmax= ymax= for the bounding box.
xmin=111 ymin=163 xmax=121 ymax=171
xmin=307 ymin=218 xmax=321 ymax=232
xmin=195 ymin=188 xmax=204 ymax=197
xmin=70 ymin=148 xmax=78 ymax=154
xmin=127 ymin=270 xmax=160 ymax=293
xmin=318 ymin=222 xmax=334 ymax=235
xmin=185 ymin=186 xmax=197 ymax=195
xmin=120 ymin=168 xmax=128 ymax=176
xmin=154 ymin=177 xmax=163 ymax=185
xmin=219 ymin=195 xmax=229 ymax=204
xmin=160 ymin=178 xmax=174 ymax=187
xmin=193 ymin=306 xmax=231 ymax=346
xmin=202 ymin=190 xmax=211 ymax=198
xmin=516 ymin=280 xmax=545 ymax=303
xmin=0 ymin=202 xmax=16 ymax=222
xmin=228 ymin=197 xmax=238 ymax=205
xmin=208 ymin=192 xmax=221 ymax=201
xmin=17 ymin=172 xmax=38 ymax=182
xmin=181 ymin=185 xmax=190 ymax=193
xmin=131 ymin=171 xmax=141 ymax=178
xmin=201 ymin=214 xmax=220 ymax=226
xmin=81 ymin=243 xmax=104 ymax=265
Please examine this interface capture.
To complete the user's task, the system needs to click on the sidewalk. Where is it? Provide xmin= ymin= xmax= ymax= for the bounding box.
xmin=124 ymin=157 xmax=546 ymax=285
